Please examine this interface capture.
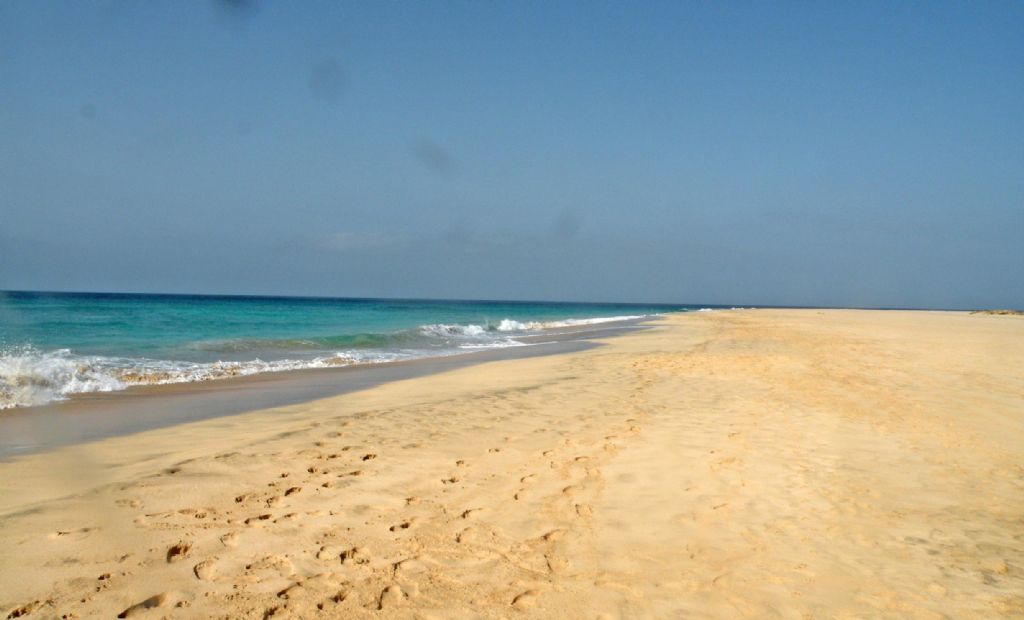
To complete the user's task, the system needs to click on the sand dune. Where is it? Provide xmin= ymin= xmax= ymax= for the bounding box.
xmin=0 ymin=310 xmax=1022 ymax=618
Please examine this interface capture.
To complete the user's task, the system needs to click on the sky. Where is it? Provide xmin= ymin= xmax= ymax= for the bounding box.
xmin=1 ymin=1 xmax=1022 ymax=309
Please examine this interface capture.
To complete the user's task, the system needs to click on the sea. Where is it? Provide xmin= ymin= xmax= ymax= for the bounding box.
xmin=0 ymin=291 xmax=700 ymax=409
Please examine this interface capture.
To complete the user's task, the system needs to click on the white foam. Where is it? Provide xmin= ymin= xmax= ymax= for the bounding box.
xmin=456 ymin=340 xmax=527 ymax=350
xmin=0 ymin=348 xmax=391 ymax=410
xmin=497 ymin=319 xmax=528 ymax=331
xmin=420 ymin=314 xmax=648 ymax=339
xmin=418 ymin=323 xmax=489 ymax=337
xmin=495 ymin=315 xmax=647 ymax=332
xmin=0 ymin=348 xmax=126 ymax=409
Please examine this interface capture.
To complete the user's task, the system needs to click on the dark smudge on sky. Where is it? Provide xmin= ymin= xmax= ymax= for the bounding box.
xmin=412 ymin=139 xmax=456 ymax=176
xmin=308 ymin=59 xmax=346 ymax=105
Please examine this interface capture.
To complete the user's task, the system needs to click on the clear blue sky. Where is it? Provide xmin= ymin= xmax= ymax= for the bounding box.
xmin=2 ymin=1 xmax=1022 ymax=308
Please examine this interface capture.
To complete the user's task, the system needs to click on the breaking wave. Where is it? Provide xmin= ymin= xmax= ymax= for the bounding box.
xmin=0 ymin=347 xmax=393 ymax=410
xmin=417 ymin=314 xmax=643 ymax=338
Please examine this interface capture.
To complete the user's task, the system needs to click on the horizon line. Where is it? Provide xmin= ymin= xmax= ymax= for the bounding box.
xmin=0 ymin=288 xmax=988 ymax=313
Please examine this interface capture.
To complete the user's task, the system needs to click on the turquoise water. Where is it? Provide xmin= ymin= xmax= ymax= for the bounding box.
xmin=0 ymin=291 xmax=698 ymax=408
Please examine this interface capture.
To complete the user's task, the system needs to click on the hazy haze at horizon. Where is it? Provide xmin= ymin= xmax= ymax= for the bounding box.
xmin=2 ymin=1 xmax=1022 ymax=309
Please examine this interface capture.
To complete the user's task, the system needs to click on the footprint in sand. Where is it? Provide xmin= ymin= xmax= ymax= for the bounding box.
xmin=389 ymin=520 xmax=415 ymax=532
xmin=244 ymin=555 xmax=296 ymax=580
xmin=546 ymin=554 xmax=569 ymax=574
xmin=511 ymin=590 xmax=541 ymax=609
xmin=6 ymin=601 xmax=42 ymax=618
xmin=394 ymin=557 xmax=429 ymax=578
xmin=244 ymin=514 xmax=273 ymax=526
xmin=377 ymin=585 xmax=406 ymax=610
xmin=339 ymin=546 xmax=371 ymax=565
xmin=193 ymin=558 xmax=217 ymax=581
xmin=166 ymin=542 xmax=192 ymax=563
xmin=117 ymin=592 xmax=178 ymax=618
xmin=277 ymin=582 xmax=305 ymax=600
xmin=317 ymin=590 xmax=350 ymax=611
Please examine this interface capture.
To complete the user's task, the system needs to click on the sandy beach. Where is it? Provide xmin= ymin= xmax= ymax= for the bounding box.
xmin=1 ymin=309 xmax=1021 ymax=619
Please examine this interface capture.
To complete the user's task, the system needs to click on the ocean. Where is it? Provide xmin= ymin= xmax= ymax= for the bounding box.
xmin=0 ymin=291 xmax=697 ymax=409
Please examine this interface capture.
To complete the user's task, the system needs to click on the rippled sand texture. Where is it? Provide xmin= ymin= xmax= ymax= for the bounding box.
xmin=1 ymin=309 xmax=1022 ymax=618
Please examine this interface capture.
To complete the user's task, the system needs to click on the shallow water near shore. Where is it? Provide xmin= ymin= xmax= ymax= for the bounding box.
xmin=0 ymin=291 xmax=696 ymax=410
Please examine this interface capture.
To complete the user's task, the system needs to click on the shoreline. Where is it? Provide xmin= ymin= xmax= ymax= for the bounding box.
xmin=1 ymin=308 xmax=1021 ymax=619
xmin=0 ymin=320 xmax=653 ymax=458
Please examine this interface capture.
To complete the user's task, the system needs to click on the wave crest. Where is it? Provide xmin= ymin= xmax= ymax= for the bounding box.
xmin=0 ymin=348 xmax=375 ymax=410
xmin=419 ymin=314 xmax=645 ymax=337
xmin=0 ymin=348 xmax=126 ymax=409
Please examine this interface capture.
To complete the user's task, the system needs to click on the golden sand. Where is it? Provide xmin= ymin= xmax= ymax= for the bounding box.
xmin=1 ymin=309 xmax=1021 ymax=618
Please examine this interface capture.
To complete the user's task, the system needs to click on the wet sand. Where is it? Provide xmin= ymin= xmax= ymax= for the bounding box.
xmin=0 ymin=309 xmax=1022 ymax=618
